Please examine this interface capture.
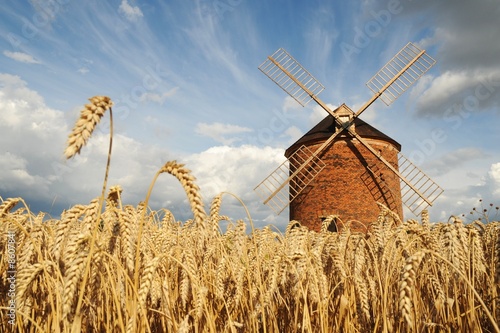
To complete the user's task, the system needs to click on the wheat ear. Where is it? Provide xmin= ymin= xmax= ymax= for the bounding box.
xmin=398 ymin=251 xmax=425 ymax=328
xmin=320 ymin=215 xmax=338 ymax=233
xmin=210 ymin=194 xmax=222 ymax=221
xmin=138 ymin=256 xmax=161 ymax=308
xmin=0 ymin=197 xmax=20 ymax=217
xmin=107 ymin=185 xmax=123 ymax=208
xmin=62 ymin=233 xmax=90 ymax=319
xmin=16 ymin=261 xmax=53 ymax=315
xmin=64 ymin=96 xmax=113 ymax=159
xmin=53 ymin=204 xmax=86 ymax=261
xmin=159 ymin=161 xmax=207 ymax=222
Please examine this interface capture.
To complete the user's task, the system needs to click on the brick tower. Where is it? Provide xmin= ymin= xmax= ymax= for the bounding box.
xmin=285 ymin=104 xmax=403 ymax=232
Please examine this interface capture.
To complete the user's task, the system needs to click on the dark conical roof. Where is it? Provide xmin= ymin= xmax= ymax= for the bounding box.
xmin=285 ymin=110 xmax=401 ymax=157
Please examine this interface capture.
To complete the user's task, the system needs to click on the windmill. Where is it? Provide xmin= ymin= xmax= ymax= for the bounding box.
xmin=254 ymin=42 xmax=443 ymax=231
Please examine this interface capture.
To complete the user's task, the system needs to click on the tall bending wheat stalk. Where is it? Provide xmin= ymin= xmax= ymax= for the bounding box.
xmin=63 ymin=96 xmax=114 ymax=330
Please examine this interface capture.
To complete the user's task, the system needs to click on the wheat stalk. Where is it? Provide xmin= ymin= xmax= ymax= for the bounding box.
xmin=64 ymin=97 xmax=115 ymax=326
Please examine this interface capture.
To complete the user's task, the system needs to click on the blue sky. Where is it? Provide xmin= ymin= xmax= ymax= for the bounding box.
xmin=1 ymin=0 xmax=499 ymax=229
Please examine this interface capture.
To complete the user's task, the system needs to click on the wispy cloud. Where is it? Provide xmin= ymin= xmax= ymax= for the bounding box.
xmin=3 ymin=51 xmax=41 ymax=64
xmin=423 ymin=147 xmax=489 ymax=176
xmin=195 ymin=122 xmax=253 ymax=145
xmin=28 ymin=0 xmax=63 ymax=25
xmin=140 ymin=87 xmax=179 ymax=104
xmin=77 ymin=67 xmax=89 ymax=74
xmin=185 ymin=3 xmax=253 ymax=85
xmin=118 ymin=0 xmax=143 ymax=22
xmin=304 ymin=5 xmax=339 ymax=74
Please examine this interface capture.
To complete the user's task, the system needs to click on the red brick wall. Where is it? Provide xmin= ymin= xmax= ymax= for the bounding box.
xmin=289 ymin=137 xmax=403 ymax=232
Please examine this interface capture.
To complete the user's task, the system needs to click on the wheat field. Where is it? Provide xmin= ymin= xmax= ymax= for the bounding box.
xmin=1 ymin=97 xmax=499 ymax=332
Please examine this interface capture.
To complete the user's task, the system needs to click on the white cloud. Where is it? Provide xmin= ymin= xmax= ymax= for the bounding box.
xmin=283 ymin=126 xmax=303 ymax=145
xmin=118 ymin=0 xmax=143 ymax=22
xmin=389 ymin=0 xmax=500 ymax=117
xmin=185 ymin=145 xmax=288 ymax=227
xmin=77 ymin=67 xmax=89 ymax=74
xmin=309 ymin=103 xmax=337 ymax=125
xmin=489 ymin=162 xmax=500 ymax=196
xmin=195 ymin=122 xmax=253 ymax=145
xmin=431 ymin=161 xmax=500 ymax=221
xmin=187 ymin=145 xmax=282 ymax=195
xmin=3 ymin=51 xmax=41 ymax=64
xmin=140 ymin=87 xmax=179 ymax=104
xmin=283 ymin=95 xmax=302 ymax=111
xmin=415 ymin=69 xmax=500 ymax=116
xmin=0 ymin=152 xmax=36 ymax=188
xmin=0 ymin=74 xmax=64 ymax=131
xmin=0 ymin=74 xmax=67 ymax=200
xmin=0 ymin=73 xmax=42 ymax=102
xmin=422 ymin=147 xmax=489 ymax=176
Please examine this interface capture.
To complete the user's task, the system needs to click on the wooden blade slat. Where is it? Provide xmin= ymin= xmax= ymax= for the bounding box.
xmin=259 ymin=48 xmax=325 ymax=106
xmin=254 ymin=145 xmax=326 ymax=214
xmin=365 ymin=42 xmax=436 ymax=106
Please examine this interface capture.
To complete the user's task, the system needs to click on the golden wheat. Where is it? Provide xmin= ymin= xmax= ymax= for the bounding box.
xmin=398 ymin=251 xmax=425 ymax=328
xmin=2 ymin=198 xmax=499 ymax=332
xmin=159 ymin=160 xmax=207 ymax=223
xmin=0 ymin=198 xmax=21 ymax=217
xmin=64 ymin=96 xmax=113 ymax=159
xmin=61 ymin=233 xmax=89 ymax=319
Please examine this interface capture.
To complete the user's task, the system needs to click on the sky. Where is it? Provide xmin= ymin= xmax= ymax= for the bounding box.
xmin=1 ymin=0 xmax=499 ymax=230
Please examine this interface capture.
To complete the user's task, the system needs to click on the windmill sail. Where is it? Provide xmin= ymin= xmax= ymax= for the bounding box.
xmin=347 ymin=130 xmax=442 ymax=215
xmin=254 ymin=145 xmax=325 ymax=214
xmin=397 ymin=153 xmax=443 ymax=214
xmin=365 ymin=42 xmax=436 ymax=106
xmin=362 ymin=152 xmax=444 ymax=216
xmin=259 ymin=48 xmax=325 ymax=106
